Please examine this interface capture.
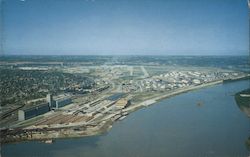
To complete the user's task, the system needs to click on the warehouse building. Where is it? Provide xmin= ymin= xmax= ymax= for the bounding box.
xmin=18 ymin=94 xmax=72 ymax=121
xmin=18 ymin=103 xmax=50 ymax=121
xmin=54 ymin=97 xmax=72 ymax=109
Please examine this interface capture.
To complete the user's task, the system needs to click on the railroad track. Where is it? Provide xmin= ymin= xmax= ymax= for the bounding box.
xmin=0 ymin=104 xmax=25 ymax=120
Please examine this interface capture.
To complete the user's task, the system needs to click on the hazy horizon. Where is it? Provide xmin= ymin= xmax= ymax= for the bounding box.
xmin=1 ymin=0 xmax=249 ymax=56
xmin=1 ymin=53 xmax=249 ymax=57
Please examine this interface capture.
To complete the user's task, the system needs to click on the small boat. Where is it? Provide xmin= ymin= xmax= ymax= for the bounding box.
xmin=44 ymin=139 xmax=53 ymax=144
xmin=118 ymin=116 xmax=126 ymax=121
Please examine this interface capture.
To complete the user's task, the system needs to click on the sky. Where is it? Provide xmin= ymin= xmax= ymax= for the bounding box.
xmin=1 ymin=0 xmax=249 ymax=55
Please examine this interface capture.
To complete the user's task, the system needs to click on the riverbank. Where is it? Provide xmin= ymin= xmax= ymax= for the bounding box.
xmin=3 ymin=77 xmax=250 ymax=157
xmin=1 ymin=75 xmax=249 ymax=144
xmin=123 ymin=80 xmax=223 ymax=113
xmin=126 ymin=75 xmax=250 ymax=112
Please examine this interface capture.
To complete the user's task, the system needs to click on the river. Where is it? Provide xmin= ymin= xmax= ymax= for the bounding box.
xmin=1 ymin=79 xmax=250 ymax=157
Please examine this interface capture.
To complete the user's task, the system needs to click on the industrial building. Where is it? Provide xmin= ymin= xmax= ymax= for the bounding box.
xmin=54 ymin=97 xmax=72 ymax=109
xmin=18 ymin=94 xmax=72 ymax=121
xmin=46 ymin=94 xmax=53 ymax=108
xmin=47 ymin=94 xmax=72 ymax=109
xmin=18 ymin=103 xmax=50 ymax=121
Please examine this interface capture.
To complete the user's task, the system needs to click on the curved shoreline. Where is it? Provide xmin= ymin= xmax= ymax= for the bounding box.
xmin=124 ymin=80 xmax=223 ymax=113
xmin=1 ymin=76 xmax=249 ymax=144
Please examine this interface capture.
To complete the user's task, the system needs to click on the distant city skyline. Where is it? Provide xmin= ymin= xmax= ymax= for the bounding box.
xmin=1 ymin=0 xmax=249 ymax=55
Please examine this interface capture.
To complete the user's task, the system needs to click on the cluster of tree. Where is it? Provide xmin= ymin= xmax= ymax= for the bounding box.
xmin=0 ymin=68 xmax=94 ymax=106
